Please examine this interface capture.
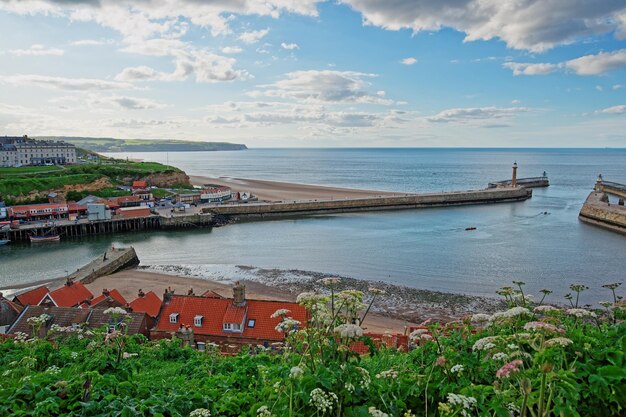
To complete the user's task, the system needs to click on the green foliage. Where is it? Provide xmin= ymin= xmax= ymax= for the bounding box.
xmin=0 ymin=283 xmax=624 ymax=417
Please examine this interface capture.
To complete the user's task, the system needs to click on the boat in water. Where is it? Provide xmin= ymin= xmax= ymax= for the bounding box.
xmin=0 ymin=239 xmax=9 ymax=246
xmin=30 ymin=228 xmax=61 ymax=243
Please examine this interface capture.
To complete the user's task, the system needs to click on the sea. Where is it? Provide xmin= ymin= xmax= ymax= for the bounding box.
xmin=1 ymin=148 xmax=625 ymax=306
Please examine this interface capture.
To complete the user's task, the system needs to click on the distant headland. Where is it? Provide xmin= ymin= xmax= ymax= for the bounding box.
xmin=34 ymin=136 xmax=248 ymax=153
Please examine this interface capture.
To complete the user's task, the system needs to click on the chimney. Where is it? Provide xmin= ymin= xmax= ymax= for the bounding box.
xmin=511 ymin=162 xmax=518 ymax=187
xmin=0 ymin=292 xmax=4 ymax=300
xmin=138 ymin=289 xmax=145 ymax=298
xmin=233 ymin=281 xmax=246 ymax=306
xmin=65 ymin=277 xmax=74 ymax=286
xmin=163 ymin=287 xmax=175 ymax=303
xmin=102 ymin=288 xmax=110 ymax=296
xmin=188 ymin=287 xmax=195 ymax=296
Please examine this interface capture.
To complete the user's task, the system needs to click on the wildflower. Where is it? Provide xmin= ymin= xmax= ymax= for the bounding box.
xmin=507 ymin=403 xmax=521 ymax=416
xmin=189 ymin=409 xmax=211 ymax=417
xmin=376 ymin=369 xmax=399 ymax=379
xmin=368 ymin=406 xmax=389 ymax=417
xmin=256 ymin=405 xmax=275 ymax=417
xmin=2 ymin=370 xmax=10 ymax=377
xmin=450 ymin=364 xmax=464 ymax=374
xmin=565 ymin=308 xmax=597 ymax=318
xmin=435 ymin=356 xmax=447 ymax=366
xmin=544 ymin=337 xmax=573 ymax=348
xmin=103 ymin=307 xmax=128 ymax=316
xmin=403 ymin=412 xmax=416 ymax=417
xmin=46 ymin=365 xmax=61 ymax=375
xmin=71 ymin=352 xmax=79 ymax=360
xmin=356 ymin=366 xmax=371 ymax=388
xmin=472 ymin=336 xmax=499 ymax=351
xmin=27 ymin=314 xmax=51 ymax=326
xmin=496 ymin=360 xmax=523 ymax=378
xmin=319 ymin=277 xmax=341 ymax=286
xmin=534 ymin=305 xmax=558 ymax=313
xmin=345 ymin=382 xmax=355 ymax=393
xmin=122 ymin=352 xmax=138 ymax=359
xmin=492 ymin=352 xmax=509 ymax=361
xmin=446 ymin=393 xmax=477 ymax=416
xmin=275 ymin=318 xmax=301 ymax=333
xmin=334 ymin=323 xmax=363 ymax=338
xmin=570 ymin=284 xmax=589 ymax=293
xmin=14 ymin=332 xmax=28 ymax=343
xmin=409 ymin=329 xmax=433 ymax=343
xmin=523 ymin=321 xmax=563 ymax=333
xmin=599 ymin=301 xmax=613 ymax=308
xmin=490 ymin=307 xmax=530 ymax=322
xmin=602 ymin=283 xmax=621 ymax=290
xmin=270 ymin=309 xmax=291 ymax=318
xmin=506 ymin=343 xmax=518 ymax=350
xmin=471 ymin=313 xmax=491 ymax=323
xmin=309 ymin=388 xmax=338 ymax=414
xmin=369 ymin=287 xmax=386 ymax=295
xmin=289 ymin=366 xmax=304 ymax=379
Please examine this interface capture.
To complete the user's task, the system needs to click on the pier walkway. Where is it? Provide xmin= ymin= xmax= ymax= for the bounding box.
xmin=579 ymin=190 xmax=626 ymax=235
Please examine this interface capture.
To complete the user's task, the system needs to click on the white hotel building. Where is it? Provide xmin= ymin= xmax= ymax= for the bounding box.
xmin=0 ymin=136 xmax=77 ymax=167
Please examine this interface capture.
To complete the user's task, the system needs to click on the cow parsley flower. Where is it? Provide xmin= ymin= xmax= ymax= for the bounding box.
xmin=376 ymin=369 xmax=398 ymax=379
xmin=189 ymin=409 xmax=211 ymax=417
xmin=256 ymin=405 xmax=275 ymax=417
xmin=534 ymin=305 xmax=558 ymax=313
xmin=289 ymin=366 xmax=304 ymax=379
xmin=368 ymin=406 xmax=389 ymax=417
xmin=566 ymin=308 xmax=596 ymax=318
xmin=319 ymin=277 xmax=341 ymax=286
xmin=334 ymin=323 xmax=363 ymax=338
xmin=309 ymin=388 xmax=338 ymax=414
xmin=275 ymin=318 xmax=301 ymax=333
xmin=544 ymin=337 xmax=573 ymax=348
xmin=471 ymin=313 xmax=491 ymax=323
xmin=450 ymin=364 xmax=464 ymax=374
xmin=46 ymin=365 xmax=61 ymax=375
xmin=492 ymin=352 xmax=509 ymax=361
xmin=472 ymin=336 xmax=499 ymax=351
xmin=523 ymin=321 xmax=563 ymax=333
xmin=447 ymin=393 xmax=477 ymax=410
xmin=71 ymin=352 xmax=79 ymax=360
xmin=496 ymin=360 xmax=523 ymax=378
xmin=103 ymin=307 xmax=128 ymax=316
xmin=356 ymin=366 xmax=371 ymax=388
xmin=490 ymin=307 xmax=530 ymax=322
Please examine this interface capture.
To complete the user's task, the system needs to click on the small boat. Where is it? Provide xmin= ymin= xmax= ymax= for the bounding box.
xmin=30 ymin=234 xmax=61 ymax=243
xmin=0 ymin=239 xmax=10 ymax=246
xmin=465 ymin=227 xmax=477 ymax=231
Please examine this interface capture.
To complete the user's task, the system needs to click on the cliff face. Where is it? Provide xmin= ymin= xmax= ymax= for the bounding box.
xmin=143 ymin=171 xmax=191 ymax=187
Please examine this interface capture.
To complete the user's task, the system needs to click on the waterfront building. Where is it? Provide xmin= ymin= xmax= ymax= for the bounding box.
xmin=176 ymin=193 xmax=201 ymax=205
xmin=8 ymin=203 xmax=69 ymax=221
xmin=151 ymin=282 xmax=308 ymax=348
xmin=0 ymin=202 xmax=7 ymax=219
xmin=0 ymin=136 xmax=76 ymax=167
xmin=200 ymin=185 xmax=232 ymax=203
xmin=117 ymin=206 xmax=151 ymax=219
xmin=87 ymin=203 xmax=111 ymax=221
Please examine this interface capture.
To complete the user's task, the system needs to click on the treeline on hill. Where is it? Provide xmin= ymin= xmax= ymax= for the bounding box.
xmin=0 ymin=161 xmax=184 ymax=205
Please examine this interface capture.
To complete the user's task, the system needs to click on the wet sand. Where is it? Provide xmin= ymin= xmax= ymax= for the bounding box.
xmin=189 ymin=175 xmax=405 ymax=202
xmin=87 ymin=270 xmax=418 ymax=334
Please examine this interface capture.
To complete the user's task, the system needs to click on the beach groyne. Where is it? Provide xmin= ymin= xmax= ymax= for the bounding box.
xmin=579 ymin=191 xmax=626 ymax=235
xmin=204 ymin=187 xmax=532 ymax=218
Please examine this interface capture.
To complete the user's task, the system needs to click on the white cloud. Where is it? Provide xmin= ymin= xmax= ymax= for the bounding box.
xmin=340 ymin=0 xmax=626 ymax=52
xmin=503 ymin=62 xmax=559 ymax=76
xmin=222 ymin=46 xmax=243 ymax=54
xmin=597 ymin=105 xmax=626 ymax=114
xmin=90 ymin=96 xmax=166 ymax=110
xmin=427 ymin=106 xmax=532 ymax=124
xmin=2 ymin=74 xmax=133 ymax=91
xmin=281 ymin=42 xmax=299 ymax=50
xmin=239 ymin=28 xmax=270 ymax=44
xmin=248 ymin=70 xmax=393 ymax=104
xmin=71 ymin=39 xmax=114 ymax=46
xmin=400 ymin=57 xmax=417 ymax=65
xmin=9 ymin=44 xmax=64 ymax=56
xmin=504 ymin=49 xmax=626 ymax=76
xmin=613 ymin=84 xmax=626 ymax=90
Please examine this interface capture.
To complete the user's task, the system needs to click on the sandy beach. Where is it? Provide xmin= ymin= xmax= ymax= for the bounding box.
xmin=189 ymin=175 xmax=405 ymax=202
xmin=86 ymin=269 xmax=418 ymax=334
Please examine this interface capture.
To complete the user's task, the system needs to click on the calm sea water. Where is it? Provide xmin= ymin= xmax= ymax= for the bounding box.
xmin=1 ymin=149 xmax=625 ymax=305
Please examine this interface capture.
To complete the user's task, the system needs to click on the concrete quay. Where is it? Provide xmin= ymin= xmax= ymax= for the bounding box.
xmin=68 ymin=247 xmax=140 ymax=285
xmin=597 ymin=181 xmax=626 ymax=199
xmin=203 ymin=186 xmax=532 ymax=219
xmin=579 ymin=191 xmax=626 ymax=235
xmin=488 ymin=176 xmax=549 ymax=189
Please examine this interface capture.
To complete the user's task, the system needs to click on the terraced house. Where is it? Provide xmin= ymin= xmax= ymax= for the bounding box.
xmin=0 ymin=135 xmax=76 ymax=167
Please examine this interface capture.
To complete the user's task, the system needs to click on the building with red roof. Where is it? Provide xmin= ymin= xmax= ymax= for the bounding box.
xmin=8 ymin=203 xmax=69 ymax=221
xmin=85 ymin=288 xmax=127 ymax=309
xmin=132 ymin=180 xmax=148 ymax=190
xmin=13 ymin=286 xmax=50 ymax=306
xmin=151 ymin=282 xmax=307 ymax=348
xmin=38 ymin=279 xmax=93 ymax=308
xmin=129 ymin=289 xmax=162 ymax=318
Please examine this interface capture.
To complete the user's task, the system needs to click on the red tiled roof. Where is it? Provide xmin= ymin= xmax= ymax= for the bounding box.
xmin=132 ymin=181 xmax=148 ymax=188
xmin=154 ymin=295 xmax=307 ymax=341
xmin=68 ymin=203 xmax=87 ymax=212
xmin=129 ymin=291 xmax=162 ymax=318
xmin=44 ymin=281 xmax=93 ymax=308
xmin=14 ymin=286 xmax=49 ymax=306
xmin=201 ymin=290 xmax=223 ymax=298
xmin=224 ymin=303 xmax=246 ymax=324
xmin=90 ymin=289 xmax=127 ymax=307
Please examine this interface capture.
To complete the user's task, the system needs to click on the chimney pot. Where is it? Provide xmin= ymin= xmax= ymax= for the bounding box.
xmin=233 ymin=281 xmax=246 ymax=306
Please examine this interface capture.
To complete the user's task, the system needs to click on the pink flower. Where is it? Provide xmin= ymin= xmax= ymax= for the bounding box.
xmin=496 ymin=360 xmax=523 ymax=379
xmin=435 ymin=356 xmax=447 ymax=367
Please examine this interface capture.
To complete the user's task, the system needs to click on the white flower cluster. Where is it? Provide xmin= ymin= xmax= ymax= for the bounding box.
xmin=492 ymin=352 xmax=509 ymax=361
xmin=275 ymin=318 xmax=301 ymax=333
xmin=506 ymin=344 xmax=518 ymax=350
xmin=319 ymin=277 xmax=341 ymax=286
xmin=345 ymin=382 xmax=355 ymax=393
xmin=368 ymin=406 xmax=389 ymax=417
xmin=71 ymin=352 xmax=79 ymax=360
xmin=409 ymin=328 xmax=433 ymax=343
xmin=507 ymin=403 xmax=521 ymax=415
xmin=46 ymin=365 xmax=61 ymax=375
xmin=309 ymin=388 xmax=338 ymax=414
xmin=334 ymin=324 xmax=363 ymax=338
xmin=450 ymin=364 xmax=464 ymax=374
xmin=447 ymin=393 xmax=477 ymax=413
xmin=103 ymin=307 xmax=129 ymax=316
xmin=289 ymin=366 xmax=304 ymax=379
xmin=523 ymin=321 xmax=562 ymax=333
xmin=534 ymin=305 xmax=559 ymax=313
xmin=256 ymin=405 xmax=275 ymax=417
xmin=566 ymin=308 xmax=597 ymax=318
xmin=122 ymin=352 xmax=138 ymax=359
xmin=356 ymin=366 xmax=371 ymax=389
xmin=368 ymin=287 xmax=386 ymax=295
xmin=472 ymin=336 xmax=499 ymax=351
xmin=376 ymin=369 xmax=398 ymax=379
xmin=27 ymin=314 xmax=51 ymax=326
xmin=470 ymin=313 xmax=491 ymax=323
xmin=270 ymin=309 xmax=291 ymax=318
xmin=189 ymin=408 xmax=211 ymax=417
xmin=14 ymin=332 xmax=29 ymax=343
xmin=490 ymin=307 xmax=530 ymax=322
xmin=544 ymin=337 xmax=574 ymax=347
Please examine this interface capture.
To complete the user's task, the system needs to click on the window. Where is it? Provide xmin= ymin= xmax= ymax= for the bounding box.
xmin=223 ymin=323 xmax=242 ymax=331
xmin=197 ymin=342 xmax=206 ymax=352
xmin=169 ymin=313 xmax=179 ymax=323
xmin=247 ymin=319 xmax=256 ymax=328
xmin=194 ymin=315 xmax=203 ymax=327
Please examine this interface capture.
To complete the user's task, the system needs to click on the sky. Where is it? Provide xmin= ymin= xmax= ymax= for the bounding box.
xmin=0 ymin=0 xmax=626 ymax=148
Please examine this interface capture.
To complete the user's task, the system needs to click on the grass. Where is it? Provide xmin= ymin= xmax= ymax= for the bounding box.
xmin=0 ymin=166 xmax=64 ymax=176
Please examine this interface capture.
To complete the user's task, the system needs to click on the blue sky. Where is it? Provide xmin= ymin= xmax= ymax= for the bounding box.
xmin=0 ymin=0 xmax=625 ymax=147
